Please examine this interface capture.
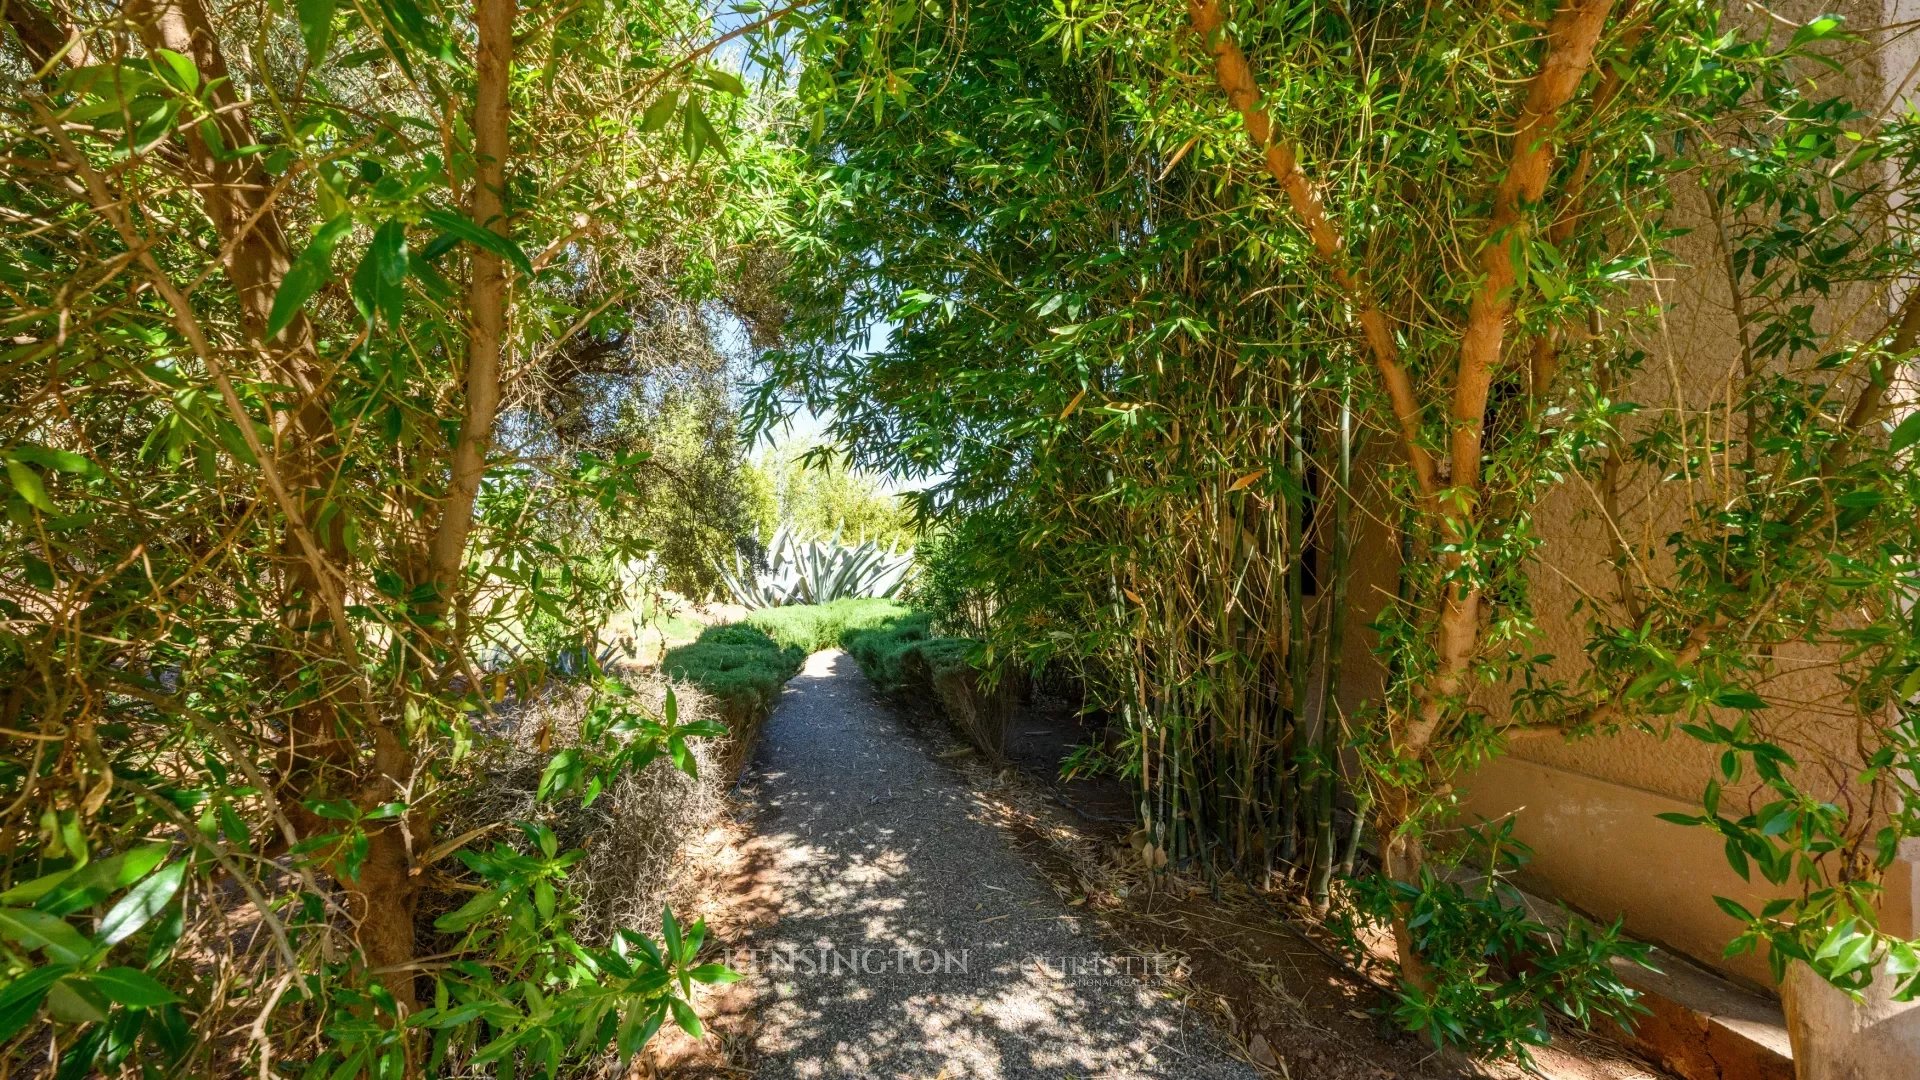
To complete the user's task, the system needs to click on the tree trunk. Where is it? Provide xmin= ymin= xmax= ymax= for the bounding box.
xmin=124 ymin=0 xmax=363 ymax=823
xmin=1377 ymin=797 xmax=1436 ymax=995
xmin=123 ymin=0 xmax=435 ymax=1011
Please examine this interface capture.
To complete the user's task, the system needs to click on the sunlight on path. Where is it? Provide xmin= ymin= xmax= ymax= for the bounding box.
xmin=729 ymin=650 xmax=1258 ymax=1080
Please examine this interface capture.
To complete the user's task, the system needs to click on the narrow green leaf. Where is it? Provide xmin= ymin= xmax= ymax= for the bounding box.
xmin=45 ymin=978 xmax=108 ymax=1024
xmin=298 ymin=0 xmax=338 ymax=60
xmin=700 ymin=68 xmax=746 ymax=96
xmin=8 ymin=445 xmax=95 ymax=476
xmin=152 ymin=49 xmax=199 ymax=92
xmin=268 ymin=214 xmax=353 ymax=339
xmin=667 ymin=995 xmax=702 ymax=1039
xmin=1712 ymin=688 xmax=1767 ymax=710
xmin=420 ymin=208 xmax=532 ymax=276
xmin=433 ymin=886 xmax=503 ymax=932
xmin=0 ymin=865 xmax=80 ymax=906
xmin=0 ymin=908 xmax=93 ymax=964
xmin=5 ymin=459 xmax=55 ymax=512
xmin=350 ymin=220 xmax=409 ymax=329
xmin=641 ymin=93 xmax=678 ymax=133
xmin=0 ymin=964 xmax=70 ymax=1042
xmin=1890 ymin=411 xmax=1920 ymax=453
xmin=1712 ymin=896 xmax=1754 ymax=922
xmin=37 ymin=843 xmax=169 ymax=916
xmin=83 ymin=967 xmax=182 ymax=1008
xmin=98 ymin=860 xmax=186 ymax=947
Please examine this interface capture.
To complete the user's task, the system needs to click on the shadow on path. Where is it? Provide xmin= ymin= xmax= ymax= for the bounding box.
xmin=728 ymin=649 xmax=1259 ymax=1080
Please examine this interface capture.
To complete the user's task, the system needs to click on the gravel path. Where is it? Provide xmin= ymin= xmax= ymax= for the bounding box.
xmin=730 ymin=649 xmax=1260 ymax=1080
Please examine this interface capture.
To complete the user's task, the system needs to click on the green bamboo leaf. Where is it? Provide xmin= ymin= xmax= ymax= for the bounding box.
xmin=641 ymin=93 xmax=678 ymax=133
xmin=698 ymin=67 xmax=745 ymax=96
xmin=0 ymin=908 xmax=93 ymax=964
xmin=0 ymin=965 xmax=70 ymax=1042
xmin=82 ymin=967 xmax=182 ymax=1008
xmin=45 ymin=978 xmax=108 ymax=1024
xmin=1712 ymin=896 xmax=1754 ymax=922
xmin=37 ymin=843 xmax=169 ymax=916
xmin=268 ymin=214 xmax=353 ymax=339
xmin=375 ymin=0 xmax=454 ymax=61
xmin=684 ymin=104 xmax=725 ymax=161
xmin=298 ymin=0 xmax=337 ymax=60
xmin=8 ymin=445 xmax=95 ymax=476
xmin=660 ymin=905 xmax=681 ymax=964
xmin=420 ymin=208 xmax=532 ymax=276
xmin=350 ymin=220 xmax=409 ymax=329
xmin=0 ymin=866 xmax=79 ymax=907
xmin=98 ymin=860 xmax=186 ymax=947
xmin=1711 ymin=688 xmax=1766 ymax=710
xmin=615 ymin=1003 xmax=664 ymax=1062
xmin=536 ymin=748 xmax=581 ymax=801
xmin=4 ymin=459 xmax=55 ymax=512
xmin=1890 ymin=411 xmax=1920 ymax=453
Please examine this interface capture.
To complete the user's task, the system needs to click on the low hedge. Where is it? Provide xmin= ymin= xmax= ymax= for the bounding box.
xmin=661 ymin=600 xmax=1018 ymax=767
xmin=742 ymin=597 xmax=913 ymax=654
xmin=840 ymin=609 xmax=1020 ymax=759
xmin=660 ymin=623 xmax=805 ymax=708
xmin=659 ymin=623 xmax=804 ymax=774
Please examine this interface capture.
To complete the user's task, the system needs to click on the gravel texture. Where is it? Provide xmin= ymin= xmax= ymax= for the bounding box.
xmin=730 ymin=650 xmax=1260 ymax=1080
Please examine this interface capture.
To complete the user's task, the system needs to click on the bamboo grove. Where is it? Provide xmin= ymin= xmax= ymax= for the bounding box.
xmin=763 ymin=0 xmax=1920 ymax=1054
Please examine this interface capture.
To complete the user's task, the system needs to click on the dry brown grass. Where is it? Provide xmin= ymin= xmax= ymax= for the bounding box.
xmin=437 ymin=675 xmax=730 ymax=949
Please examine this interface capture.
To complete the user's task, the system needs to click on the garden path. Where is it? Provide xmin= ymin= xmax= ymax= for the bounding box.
xmin=724 ymin=649 xmax=1259 ymax=1079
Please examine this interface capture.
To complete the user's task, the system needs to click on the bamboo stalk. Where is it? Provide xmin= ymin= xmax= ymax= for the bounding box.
xmin=1308 ymin=377 xmax=1355 ymax=909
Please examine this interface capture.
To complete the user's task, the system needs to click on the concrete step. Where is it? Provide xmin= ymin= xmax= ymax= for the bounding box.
xmin=1600 ymin=943 xmax=1793 ymax=1080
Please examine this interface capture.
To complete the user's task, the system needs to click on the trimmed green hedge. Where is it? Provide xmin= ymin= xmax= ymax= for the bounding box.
xmin=837 ymin=608 xmax=1017 ymax=758
xmin=662 ymin=599 xmax=1011 ymax=761
xmin=662 ymin=600 xmax=911 ymax=719
xmin=660 ymin=623 xmax=805 ymax=719
xmin=742 ymin=597 xmax=914 ymax=653
xmin=838 ymin=609 xmax=953 ymax=689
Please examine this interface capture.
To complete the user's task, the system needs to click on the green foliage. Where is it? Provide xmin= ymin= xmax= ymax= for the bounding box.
xmin=1569 ymin=26 xmax=1920 ymax=1003
xmin=587 ymin=355 xmax=768 ymax=600
xmin=0 ymin=0 xmax=811 ymax=1070
xmin=904 ymin=529 xmax=994 ymax=640
xmin=354 ymin=684 xmax=728 ymax=1076
xmin=839 ymin=610 xmax=952 ymax=690
xmin=1336 ymin=821 xmax=1653 ymax=1064
xmin=743 ymin=597 xmax=913 ymax=653
xmin=835 ymin=606 xmax=1011 ymax=757
xmin=747 ymin=442 xmax=917 ymax=549
xmin=761 ymin=0 xmax=1920 ymax=1058
xmin=661 ymin=624 xmax=807 ymax=717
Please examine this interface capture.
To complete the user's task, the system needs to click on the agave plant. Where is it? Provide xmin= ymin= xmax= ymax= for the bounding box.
xmin=718 ymin=526 xmax=914 ymax=608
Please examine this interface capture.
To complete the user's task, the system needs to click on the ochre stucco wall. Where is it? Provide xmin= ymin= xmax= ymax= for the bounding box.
xmin=1348 ymin=0 xmax=1917 ymax=991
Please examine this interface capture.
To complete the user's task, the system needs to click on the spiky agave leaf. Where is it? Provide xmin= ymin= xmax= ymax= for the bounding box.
xmin=716 ymin=530 xmax=916 ymax=608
